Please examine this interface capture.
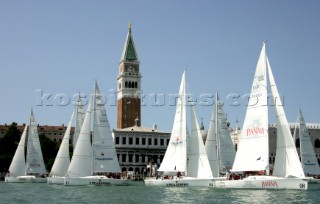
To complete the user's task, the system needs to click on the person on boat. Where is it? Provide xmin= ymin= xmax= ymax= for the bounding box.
xmin=177 ymin=171 xmax=181 ymax=178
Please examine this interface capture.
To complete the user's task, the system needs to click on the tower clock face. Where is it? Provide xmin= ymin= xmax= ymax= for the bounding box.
xmin=128 ymin=65 xmax=135 ymax=71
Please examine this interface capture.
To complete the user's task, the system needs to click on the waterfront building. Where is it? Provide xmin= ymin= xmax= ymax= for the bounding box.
xmin=0 ymin=124 xmax=73 ymax=143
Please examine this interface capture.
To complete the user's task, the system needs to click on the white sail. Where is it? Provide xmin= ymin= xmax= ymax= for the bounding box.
xmin=158 ymin=71 xmax=187 ymax=173
xmin=232 ymin=43 xmax=269 ymax=173
xmin=49 ymin=111 xmax=74 ymax=177
xmin=67 ymin=97 xmax=93 ymax=177
xmin=298 ymin=108 xmax=320 ymax=175
xmin=8 ymin=125 xmax=28 ymax=177
xmin=73 ymin=94 xmax=85 ymax=149
xmin=267 ymin=57 xmax=305 ymax=178
xmin=188 ymin=104 xmax=213 ymax=178
xmin=26 ymin=110 xmax=46 ymax=175
xmin=216 ymin=95 xmax=236 ymax=173
xmin=205 ymin=97 xmax=220 ymax=177
xmin=92 ymin=81 xmax=121 ymax=173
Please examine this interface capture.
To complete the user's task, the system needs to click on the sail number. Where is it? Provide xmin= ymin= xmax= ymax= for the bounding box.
xmin=299 ymin=183 xmax=306 ymax=189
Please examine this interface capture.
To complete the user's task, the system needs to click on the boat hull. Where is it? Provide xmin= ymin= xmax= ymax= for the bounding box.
xmin=214 ymin=176 xmax=308 ymax=190
xmin=64 ymin=176 xmax=134 ymax=186
xmin=47 ymin=176 xmax=65 ymax=184
xmin=5 ymin=176 xmax=47 ymax=183
xmin=144 ymin=177 xmax=218 ymax=187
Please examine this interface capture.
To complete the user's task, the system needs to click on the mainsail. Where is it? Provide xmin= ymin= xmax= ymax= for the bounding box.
xmin=232 ymin=43 xmax=269 ymax=173
xmin=205 ymin=97 xmax=220 ymax=177
xmin=205 ymin=93 xmax=236 ymax=176
xmin=73 ymin=94 xmax=85 ymax=149
xmin=26 ymin=110 xmax=46 ymax=175
xmin=92 ymin=81 xmax=121 ymax=173
xmin=158 ymin=71 xmax=188 ymax=173
xmin=298 ymin=108 xmax=320 ymax=175
xmin=216 ymin=94 xmax=236 ymax=173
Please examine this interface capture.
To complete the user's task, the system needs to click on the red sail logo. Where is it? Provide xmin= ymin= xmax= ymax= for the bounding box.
xmin=246 ymin=127 xmax=265 ymax=136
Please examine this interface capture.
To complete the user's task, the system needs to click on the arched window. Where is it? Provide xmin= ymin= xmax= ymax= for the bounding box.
xmin=122 ymin=167 xmax=127 ymax=172
xmin=128 ymin=81 xmax=131 ymax=88
xmin=315 ymin=139 xmax=320 ymax=148
xmin=125 ymin=81 xmax=128 ymax=88
xmin=295 ymin=138 xmax=300 ymax=148
xmin=135 ymin=167 xmax=140 ymax=174
xmin=135 ymin=82 xmax=137 ymax=88
xmin=129 ymin=167 xmax=133 ymax=171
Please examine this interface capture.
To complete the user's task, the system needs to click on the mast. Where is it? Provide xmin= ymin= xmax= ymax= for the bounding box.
xmin=215 ymin=92 xmax=220 ymax=173
xmin=92 ymin=82 xmax=97 ymax=175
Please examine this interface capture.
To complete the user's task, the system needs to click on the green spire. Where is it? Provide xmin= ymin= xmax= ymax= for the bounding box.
xmin=120 ymin=23 xmax=139 ymax=62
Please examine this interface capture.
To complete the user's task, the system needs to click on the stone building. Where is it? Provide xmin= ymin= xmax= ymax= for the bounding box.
xmin=0 ymin=124 xmax=73 ymax=142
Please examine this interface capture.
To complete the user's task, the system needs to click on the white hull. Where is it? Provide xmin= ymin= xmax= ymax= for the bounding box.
xmin=214 ymin=176 xmax=308 ymax=190
xmin=5 ymin=176 xmax=47 ymax=183
xmin=64 ymin=175 xmax=134 ymax=186
xmin=144 ymin=177 xmax=222 ymax=187
xmin=47 ymin=176 xmax=65 ymax=184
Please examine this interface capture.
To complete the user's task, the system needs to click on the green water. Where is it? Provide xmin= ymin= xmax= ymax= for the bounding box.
xmin=0 ymin=182 xmax=319 ymax=203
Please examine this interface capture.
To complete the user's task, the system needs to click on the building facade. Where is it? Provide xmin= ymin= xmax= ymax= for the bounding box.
xmin=113 ymin=123 xmax=170 ymax=177
xmin=0 ymin=124 xmax=73 ymax=143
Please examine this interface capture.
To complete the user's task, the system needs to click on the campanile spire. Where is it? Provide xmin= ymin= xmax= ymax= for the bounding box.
xmin=117 ymin=24 xmax=141 ymax=129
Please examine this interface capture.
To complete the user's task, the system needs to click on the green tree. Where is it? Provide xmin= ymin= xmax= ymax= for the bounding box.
xmin=0 ymin=123 xmax=21 ymax=173
xmin=39 ymin=133 xmax=59 ymax=171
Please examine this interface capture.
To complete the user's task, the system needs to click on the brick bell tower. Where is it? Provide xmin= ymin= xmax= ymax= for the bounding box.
xmin=117 ymin=24 xmax=142 ymax=129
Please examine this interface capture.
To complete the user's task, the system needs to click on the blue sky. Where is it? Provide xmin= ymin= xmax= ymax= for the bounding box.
xmin=0 ymin=0 xmax=320 ymax=132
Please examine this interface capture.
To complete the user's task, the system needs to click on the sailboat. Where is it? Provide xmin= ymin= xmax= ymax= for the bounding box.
xmin=64 ymin=81 xmax=129 ymax=186
xmin=144 ymin=71 xmax=214 ymax=187
xmin=214 ymin=43 xmax=308 ymax=190
xmin=47 ymin=111 xmax=74 ymax=184
xmin=5 ymin=110 xmax=47 ymax=183
xmin=297 ymin=108 xmax=320 ymax=183
xmin=205 ymin=93 xmax=236 ymax=178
